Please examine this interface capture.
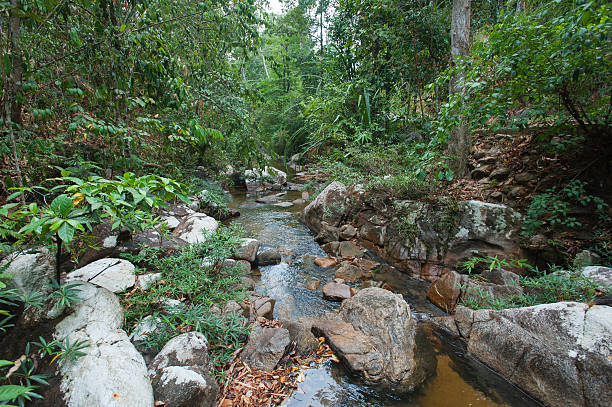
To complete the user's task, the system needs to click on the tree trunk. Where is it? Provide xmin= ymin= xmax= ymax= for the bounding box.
xmin=448 ymin=0 xmax=471 ymax=177
xmin=9 ymin=0 xmax=22 ymax=125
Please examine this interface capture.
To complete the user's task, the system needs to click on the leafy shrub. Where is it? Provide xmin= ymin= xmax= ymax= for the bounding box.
xmin=523 ymin=180 xmax=608 ymax=234
xmin=3 ymin=171 xmax=189 ymax=280
xmin=434 ymin=0 xmax=612 ymax=137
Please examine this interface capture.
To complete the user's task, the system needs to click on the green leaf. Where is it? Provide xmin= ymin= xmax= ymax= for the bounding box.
xmin=0 ymin=360 xmax=14 ymax=368
xmin=50 ymin=195 xmax=73 ymax=218
xmin=57 ymin=222 xmax=75 ymax=243
xmin=0 ymin=385 xmax=35 ymax=401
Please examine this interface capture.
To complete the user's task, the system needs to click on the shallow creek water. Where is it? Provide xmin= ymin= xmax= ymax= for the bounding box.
xmin=228 ymin=189 xmax=542 ymax=407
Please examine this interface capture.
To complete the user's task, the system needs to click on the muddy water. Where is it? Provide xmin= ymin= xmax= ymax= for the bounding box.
xmin=229 ymin=189 xmax=542 ymax=407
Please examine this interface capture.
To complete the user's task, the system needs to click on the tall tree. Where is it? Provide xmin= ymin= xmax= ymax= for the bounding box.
xmin=448 ymin=0 xmax=471 ymax=176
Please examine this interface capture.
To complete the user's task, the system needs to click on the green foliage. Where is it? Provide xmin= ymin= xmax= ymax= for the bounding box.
xmin=461 ymin=256 xmax=530 ymax=275
xmin=434 ymin=0 xmax=612 ymax=138
xmin=459 ymin=266 xmax=609 ymax=310
xmin=120 ymin=225 xmax=250 ymax=378
xmin=523 ymin=180 xmax=609 ymax=234
xmin=0 ymin=275 xmax=88 ymax=406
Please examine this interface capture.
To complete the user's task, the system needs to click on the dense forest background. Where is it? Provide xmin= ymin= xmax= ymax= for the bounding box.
xmin=0 ymin=0 xmax=611 ymax=250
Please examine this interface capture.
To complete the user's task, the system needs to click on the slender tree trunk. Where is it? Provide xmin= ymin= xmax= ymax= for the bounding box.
xmin=9 ymin=0 xmax=22 ymax=125
xmin=260 ymin=50 xmax=270 ymax=79
xmin=448 ymin=0 xmax=471 ymax=177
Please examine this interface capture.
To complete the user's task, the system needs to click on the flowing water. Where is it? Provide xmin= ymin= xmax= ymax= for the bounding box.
xmin=229 ymin=189 xmax=543 ymax=407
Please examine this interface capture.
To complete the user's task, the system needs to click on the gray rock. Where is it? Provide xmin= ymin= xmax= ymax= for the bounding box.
xmin=1 ymin=248 xmax=54 ymax=297
xmin=581 ymin=266 xmax=612 ymax=289
xmin=257 ymin=249 xmax=282 ymax=266
xmin=242 ymin=327 xmax=291 ymax=371
xmin=515 ymin=172 xmax=537 ymax=184
xmin=273 ymin=201 xmax=293 ymax=208
xmin=463 ymin=302 xmax=612 ymax=407
xmin=489 ymin=167 xmax=511 ymax=181
xmin=161 ymin=215 xmax=181 ymax=230
xmin=574 ymin=250 xmax=602 ymax=267
xmin=321 ymin=241 xmax=340 ymax=256
xmin=245 ymin=166 xmax=287 ymax=191
xmin=55 ymin=283 xmax=154 ymax=407
xmin=314 ymin=221 xmax=340 ymax=244
xmin=149 ymin=332 xmax=218 ymax=407
xmin=321 ymin=282 xmax=354 ymax=301
xmin=338 ymin=241 xmax=364 ymax=258
xmin=136 ymin=273 xmax=162 ymax=290
xmin=173 ymin=213 xmax=218 ymax=244
xmin=470 ymin=165 xmax=493 ymax=180
xmin=256 ymin=194 xmax=279 ymax=204
xmin=360 ymin=222 xmax=386 ymax=246
xmin=445 ymin=201 xmax=523 ymax=268
xmin=282 ymin=318 xmax=319 ymax=356
xmin=234 ymin=238 xmax=260 ymax=263
xmin=249 ymin=293 xmax=275 ymax=320
xmin=302 ymin=181 xmax=348 ymax=234
xmin=240 ymin=276 xmax=255 ymax=291
xmin=480 ymin=269 xmax=520 ymax=286
xmin=339 ymin=224 xmax=357 ymax=240
xmin=335 ymin=263 xmax=369 ymax=283
xmin=66 ymin=258 xmax=136 ymax=293
xmin=313 ymin=288 xmax=435 ymax=391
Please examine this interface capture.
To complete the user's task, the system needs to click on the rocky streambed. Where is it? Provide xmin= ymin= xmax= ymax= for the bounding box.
xmin=228 ymin=188 xmax=545 ymax=407
xmin=1 ymin=171 xmax=610 ymax=407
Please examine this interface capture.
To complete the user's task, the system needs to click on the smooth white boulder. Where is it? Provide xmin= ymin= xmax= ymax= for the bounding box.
xmin=66 ymin=258 xmax=135 ymax=293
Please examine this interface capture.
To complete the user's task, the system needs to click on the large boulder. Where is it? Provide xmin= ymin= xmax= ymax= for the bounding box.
xmin=445 ymin=201 xmax=524 ymax=268
xmin=242 ymin=327 xmax=291 ymax=371
xmin=302 ymin=182 xmax=348 ymax=235
xmin=1 ymin=248 xmax=54 ymax=297
xmin=581 ymin=266 xmax=612 ymax=290
xmin=244 ymin=166 xmax=287 ymax=191
xmin=458 ymin=302 xmax=612 ymax=407
xmin=384 ymin=200 xmax=523 ymax=278
xmin=148 ymin=332 xmax=219 ymax=407
xmin=55 ymin=283 xmax=154 ymax=407
xmin=313 ymin=288 xmax=435 ymax=391
xmin=173 ymin=213 xmax=218 ymax=244
xmin=66 ymin=258 xmax=136 ymax=293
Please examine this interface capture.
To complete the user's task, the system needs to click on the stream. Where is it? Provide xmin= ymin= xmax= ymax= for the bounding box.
xmin=228 ymin=188 xmax=543 ymax=407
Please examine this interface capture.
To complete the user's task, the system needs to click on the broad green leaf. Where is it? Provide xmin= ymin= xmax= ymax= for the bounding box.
xmin=0 ymin=385 xmax=35 ymax=401
xmin=50 ymin=195 xmax=73 ymax=218
xmin=57 ymin=222 xmax=75 ymax=243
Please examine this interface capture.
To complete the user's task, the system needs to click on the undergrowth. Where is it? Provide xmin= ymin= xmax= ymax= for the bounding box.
xmin=458 ymin=265 xmax=610 ymax=310
xmin=119 ymin=225 xmax=250 ymax=380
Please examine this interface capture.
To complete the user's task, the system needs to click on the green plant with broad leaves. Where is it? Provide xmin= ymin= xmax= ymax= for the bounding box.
xmin=3 ymin=171 xmax=189 ymax=280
